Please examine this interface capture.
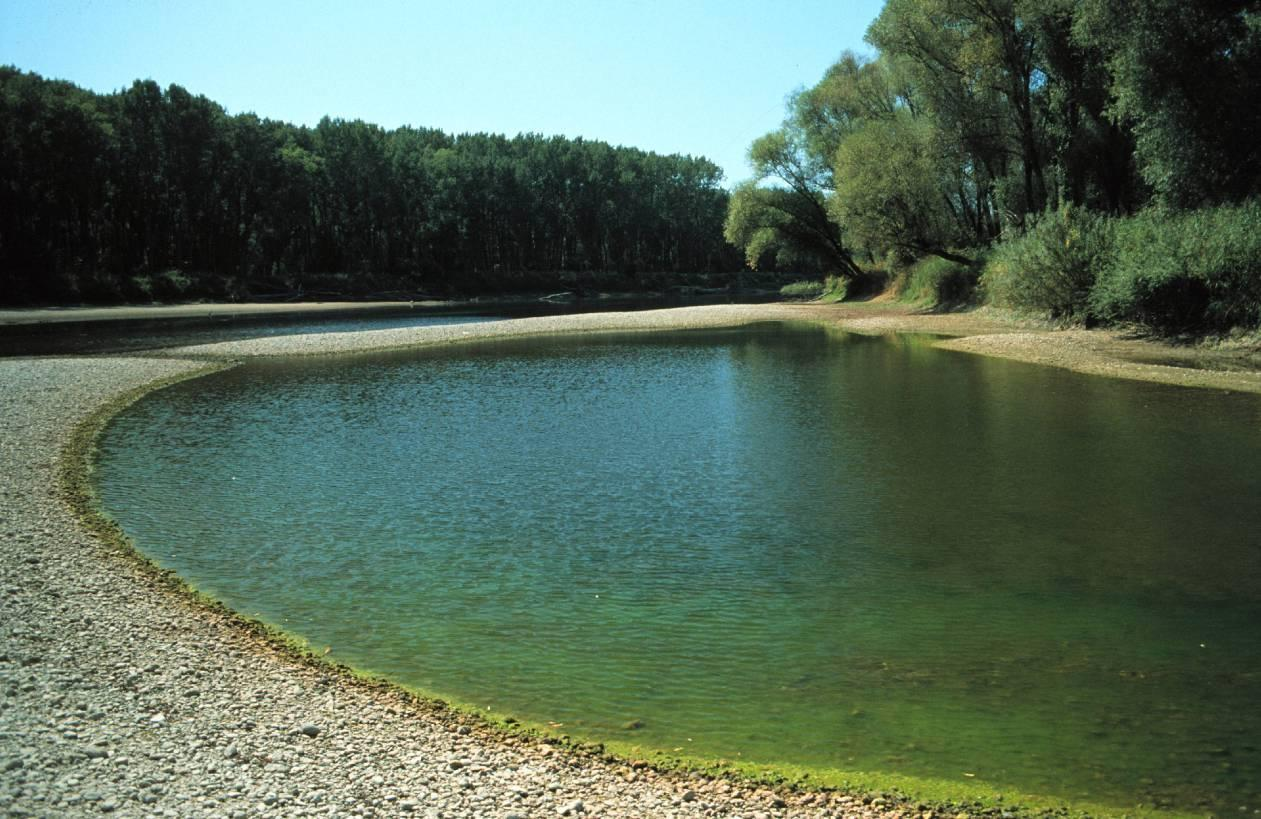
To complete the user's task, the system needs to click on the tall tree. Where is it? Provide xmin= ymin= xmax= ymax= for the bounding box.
xmin=1074 ymin=0 xmax=1261 ymax=208
xmin=1026 ymin=0 xmax=1141 ymax=213
xmin=725 ymin=128 xmax=862 ymax=277
xmin=832 ymin=112 xmax=972 ymax=262
xmin=0 ymin=67 xmax=741 ymax=304
xmin=868 ymin=0 xmax=1048 ymax=222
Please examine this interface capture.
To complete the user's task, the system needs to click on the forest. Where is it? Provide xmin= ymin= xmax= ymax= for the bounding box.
xmin=0 ymin=67 xmax=738 ymax=304
xmin=726 ymin=0 xmax=1261 ymax=332
xmin=5 ymin=0 xmax=1260 ymax=331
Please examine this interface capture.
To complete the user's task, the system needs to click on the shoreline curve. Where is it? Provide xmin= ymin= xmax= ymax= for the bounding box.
xmin=2 ymin=303 xmax=1244 ymax=818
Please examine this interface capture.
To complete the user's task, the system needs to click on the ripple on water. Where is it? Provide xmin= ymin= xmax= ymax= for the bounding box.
xmin=98 ymin=324 xmax=1261 ymax=813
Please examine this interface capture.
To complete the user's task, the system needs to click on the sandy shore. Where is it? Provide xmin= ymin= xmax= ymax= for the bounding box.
xmin=2 ymin=303 xmax=1257 ymax=818
xmin=786 ymin=301 xmax=1261 ymax=394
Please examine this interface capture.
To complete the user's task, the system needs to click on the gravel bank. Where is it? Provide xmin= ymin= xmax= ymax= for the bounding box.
xmin=0 ymin=307 xmax=904 ymax=819
xmin=159 ymin=304 xmax=803 ymax=359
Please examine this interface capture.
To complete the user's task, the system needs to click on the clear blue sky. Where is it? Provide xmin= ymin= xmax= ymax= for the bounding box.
xmin=0 ymin=0 xmax=885 ymax=185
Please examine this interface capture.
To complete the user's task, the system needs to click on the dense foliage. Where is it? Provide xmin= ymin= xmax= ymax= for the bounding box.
xmin=1089 ymin=202 xmax=1261 ymax=331
xmin=728 ymin=0 xmax=1261 ymax=332
xmin=0 ymin=67 xmax=739 ymax=304
xmin=983 ymin=205 xmax=1113 ymax=319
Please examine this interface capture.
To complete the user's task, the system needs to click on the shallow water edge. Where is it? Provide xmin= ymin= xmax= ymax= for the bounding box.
xmin=61 ymin=306 xmax=1253 ymax=818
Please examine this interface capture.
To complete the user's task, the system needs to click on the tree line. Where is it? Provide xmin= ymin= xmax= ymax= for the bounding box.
xmin=0 ymin=67 xmax=740 ymax=305
xmin=726 ymin=0 xmax=1261 ymax=330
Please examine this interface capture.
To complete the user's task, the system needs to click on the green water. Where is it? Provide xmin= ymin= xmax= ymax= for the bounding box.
xmin=97 ymin=324 xmax=1261 ymax=814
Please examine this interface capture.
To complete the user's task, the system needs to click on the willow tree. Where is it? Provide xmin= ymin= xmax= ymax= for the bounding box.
xmin=1074 ymin=0 xmax=1261 ymax=208
xmin=724 ymin=52 xmax=909 ymax=279
xmin=724 ymin=128 xmax=863 ymax=277
xmin=832 ymin=112 xmax=972 ymax=262
xmin=867 ymin=0 xmax=1046 ymax=228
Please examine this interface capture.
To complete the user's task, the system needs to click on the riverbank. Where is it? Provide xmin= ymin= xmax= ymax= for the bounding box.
xmin=1 ymin=304 xmax=1252 ymax=818
xmin=6 ymin=297 xmax=1258 ymax=392
xmin=788 ymin=300 xmax=1261 ymax=394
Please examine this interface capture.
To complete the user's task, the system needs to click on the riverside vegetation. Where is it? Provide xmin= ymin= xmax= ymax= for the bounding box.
xmin=729 ymin=0 xmax=1261 ymax=336
xmin=5 ymin=3 xmax=1261 ymax=338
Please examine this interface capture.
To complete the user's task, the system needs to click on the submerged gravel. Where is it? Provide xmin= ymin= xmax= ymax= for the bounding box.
xmin=0 ymin=309 xmax=909 ymax=818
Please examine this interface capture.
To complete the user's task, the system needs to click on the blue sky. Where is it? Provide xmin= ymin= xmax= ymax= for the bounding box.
xmin=0 ymin=0 xmax=885 ymax=185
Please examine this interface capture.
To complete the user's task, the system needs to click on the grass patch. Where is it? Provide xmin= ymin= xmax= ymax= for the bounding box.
xmin=780 ymin=279 xmax=827 ymax=299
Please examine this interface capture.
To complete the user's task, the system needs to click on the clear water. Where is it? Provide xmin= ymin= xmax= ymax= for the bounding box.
xmin=96 ymin=324 xmax=1261 ymax=814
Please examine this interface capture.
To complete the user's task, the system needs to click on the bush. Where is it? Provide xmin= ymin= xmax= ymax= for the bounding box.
xmin=1089 ymin=202 xmax=1261 ymax=331
xmin=780 ymin=280 xmax=826 ymax=299
xmin=818 ymin=274 xmax=849 ymax=303
xmin=983 ymin=205 xmax=1113 ymax=319
xmin=897 ymin=254 xmax=980 ymax=305
xmin=778 ymin=275 xmax=853 ymax=302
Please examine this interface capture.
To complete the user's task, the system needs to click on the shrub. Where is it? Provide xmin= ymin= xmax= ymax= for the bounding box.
xmin=818 ymin=274 xmax=849 ymax=303
xmin=129 ymin=269 xmax=197 ymax=302
xmin=983 ymin=204 xmax=1114 ymax=319
xmin=154 ymin=269 xmax=193 ymax=300
xmin=778 ymin=275 xmax=858 ymax=302
xmin=780 ymin=280 xmax=826 ymax=299
xmin=897 ymin=254 xmax=980 ymax=305
xmin=1090 ymin=201 xmax=1261 ymax=331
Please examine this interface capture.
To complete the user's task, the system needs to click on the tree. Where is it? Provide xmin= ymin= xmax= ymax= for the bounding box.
xmin=1075 ymin=0 xmax=1261 ymax=208
xmin=790 ymin=51 xmax=905 ymax=165
xmin=0 ymin=67 xmax=743 ymax=304
xmin=832 ymin=113 xmax=971 ymax=262
xmin=729 ymin=130 xmax=862 ymax=277
xmin=867 ymin=0 xmax=1048 ymax=223
xmin=1025 ymin=0 xmax=1141 ymax=213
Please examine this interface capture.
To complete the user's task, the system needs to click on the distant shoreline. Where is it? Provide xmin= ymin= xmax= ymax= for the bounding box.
xmin=0 ymin=300 xmax=451 ymax=326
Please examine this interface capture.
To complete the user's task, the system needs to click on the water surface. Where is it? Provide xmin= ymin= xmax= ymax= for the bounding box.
xmin=97 ymin=324 xmax=1261 ymax=814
